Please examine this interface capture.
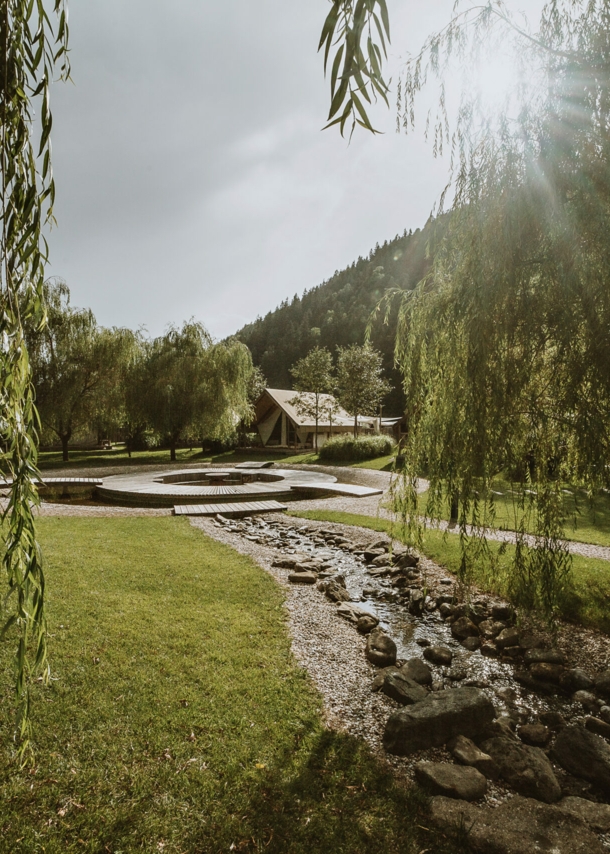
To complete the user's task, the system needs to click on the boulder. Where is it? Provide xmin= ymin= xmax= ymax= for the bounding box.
xmin=365 ymin=629 xmax=397 ymax=667
xmin=480 ymin=643 xmax=499 ymax=658
xmin=272 ymin=557 xmax=298 ymax=569
xmin=462 ymin=636 xmax=481 ymax=651
xmin=317 ymin=577 xmax=352 ymax=603
xmin=451 ymin=616 xmax=480 ymax=641
xmin=552 ymin=725 xmax=610 ymax=793
xmin=600 ymin=706 xmax=610 ymax=725
xmin=529 ymin=662 xmax=564 ymax=684
xmin=573 ymin=689 xmax=601 ymax=712
xmin=491 ymin=603 xmax=514 ymax=622
xmin=370 ymin=666 xmax=401 ymax=692
xmin=585 ymin=716 xmax=610 ymax=740
xmin=395 ymin=551 xmax=419 ymax=568
xmin=408 ymin=589 xmax=425 ymax=617
xmin=539 ymin=710 xmax=566 ymax=730
xmin=336 ymin=602 xmax=377 ymax=624
xmin=428 ymin=795 xmax=604 ymax=854
xmin=400 ymin=658 xmax=433 ymax=686
xmin=594 ymin=669 xmax=610 ymax=700
xmin=383 ymin=687 xmax=496 ymax=756
xmin=439 ymin=603 xmax=455 ymax=619
xmin=382 ymin=672 xmax=428 ymax=706
xmin=356 ymin=614 xmax=379 ymax=634
xmin=288 ymin=570 xmax=317 ymax=584
xmin=495 ymin=627 xmax=520 ymax=648
xmin=478 ymin=619 xmax=502 ymax=639
xmin=448 ymin=734 xmax=499 ymax=779
xmin=415 ymin=761 xmax=487 ymax=800
xmin=481 ymin=735 xmax=561 ymax=803
xmin=371 ymin=554 xmax=391 ymax=567
xmin=423 ymin=645 xmax=453 ymax=667
xmin=559 ymin=796 xmax=610 ymax=832
xmin=560 ymin=668 xmax=594 ymax=693
xmin=518 ymin=723 xmax=551 ymax=747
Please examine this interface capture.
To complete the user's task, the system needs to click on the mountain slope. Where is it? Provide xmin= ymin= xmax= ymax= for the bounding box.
xmin=234 ymin=219 xmax=441 ymax=415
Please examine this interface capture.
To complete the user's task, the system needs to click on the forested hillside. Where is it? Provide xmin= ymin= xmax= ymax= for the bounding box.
xmin=235 ymin=219 xmax=440 ymax=415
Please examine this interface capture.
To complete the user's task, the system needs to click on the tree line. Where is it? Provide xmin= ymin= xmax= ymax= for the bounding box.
xmin=27 ymin=280 xmax=258 ymax=461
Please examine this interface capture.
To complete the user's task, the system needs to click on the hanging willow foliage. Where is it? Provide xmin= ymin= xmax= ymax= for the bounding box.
xmin=349 ymin=1 xmax=610 ymax=622
xmin=0 ymin=1 xmax=69 ymax=757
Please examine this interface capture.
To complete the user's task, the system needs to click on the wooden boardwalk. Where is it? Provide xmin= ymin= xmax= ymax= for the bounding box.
xmin=173 ymin=500 xmax=288 ymax=517
xmin=1 ymin=476 xmax=103 ymax=488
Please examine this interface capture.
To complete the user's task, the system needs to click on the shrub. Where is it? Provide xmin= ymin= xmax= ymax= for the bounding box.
xmin=319 ymin=434 xmax=395 ymax=461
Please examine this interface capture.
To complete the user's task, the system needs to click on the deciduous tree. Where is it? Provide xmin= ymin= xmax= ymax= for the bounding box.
xmin=289 ymin=346 xmax=334 ymax=451
xmin=336 ymin=344 xmax=389 ymax=437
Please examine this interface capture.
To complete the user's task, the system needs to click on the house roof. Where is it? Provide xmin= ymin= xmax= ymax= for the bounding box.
xmin=260 ymin=388 xmax=375 ymax=430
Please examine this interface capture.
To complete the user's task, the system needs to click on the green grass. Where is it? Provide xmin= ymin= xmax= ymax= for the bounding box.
xmin=290 ymin=509 xmax=610 ymax=634
xmin=416 ymin=481 xmax=610 ymax=549
xmin=0 ymin=517 xmax=468 ymax=854
xmin=36 ymin=446 xmax=397 ymax=473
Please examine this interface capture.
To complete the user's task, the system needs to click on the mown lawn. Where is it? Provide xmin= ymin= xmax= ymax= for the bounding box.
xmin=415 ymin=481 xmax=610 ymax=549
xmin=0 ymin=517 xmax=466 ymax=854
xmin=291 ymin=510 xmax=610 ymax=634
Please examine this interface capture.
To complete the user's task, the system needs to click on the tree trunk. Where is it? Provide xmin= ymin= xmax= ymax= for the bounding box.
xmin=170 ymin=442 xmax=177 ymax=462
xmin=61 ymin=433 xmax=70 ymax=462
xmin=354 ymin=413 xmax=358 ymax=439
xmin=450 ymin=493 xmax=459 ymax=526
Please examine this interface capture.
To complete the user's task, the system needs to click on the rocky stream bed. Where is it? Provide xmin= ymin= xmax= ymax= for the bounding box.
xmin=192 ymin=511 xmax=610 ymax=853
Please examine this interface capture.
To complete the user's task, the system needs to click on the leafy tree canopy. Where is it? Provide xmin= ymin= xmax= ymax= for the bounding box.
xmin=336 ymin=343 xmax=390 ymax=437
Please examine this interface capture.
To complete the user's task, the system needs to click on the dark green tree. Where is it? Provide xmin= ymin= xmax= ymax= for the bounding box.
xmin=336 ymin=344 xmax=390 ymax=437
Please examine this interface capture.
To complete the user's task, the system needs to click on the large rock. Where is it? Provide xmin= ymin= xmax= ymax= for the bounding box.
xmin=288 ymin=570 xmax=317 ymax=584
xmin=560 ymin=796 xmax=610 ymax=832
xmin=317 ymin=576 xmax=352 ymax=602
xmin=336 ymin=602 xmax=376 ymax=624
xmin=524 ymin=648 xmax=565 ymax=665
xmin=448 ymin=734 xmax=499 ymax=779
xmin=451 ymin=615 xmax=479 ymax=641
xmin=415 ymin=761 xmax=487 ymax=801
xmin=552 ymin=725 xmax=610 ymax=793
xmin=356 ymin=614 xmax=379 ymax=634
xmin=560 ymin=668 xmax=594 ymax=693
xmin=595 ymin=669 xmax=610 ymax=699
xmin=428 ymin=795 xmax=605 ymax=854
xmin=383 ymin=687 xmax=495 ymax=756
xmin=496 ymin=627 xmax=520 ymax=648
xmin=423 ymin=645 xmax=453 ymax=667
xmin=365 ymin=629 xmax=397 ymax=667
xmin=481 ymin=735 xmax=561 ymax=803
xmin=382 ymin=672 xmax=428 ymax=706
xmin=400 ymin=658 xmax=433 ymax=686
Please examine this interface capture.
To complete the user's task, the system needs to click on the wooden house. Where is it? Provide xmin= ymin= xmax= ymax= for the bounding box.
xmin=253 ymin=388 xmax=377 ymax=450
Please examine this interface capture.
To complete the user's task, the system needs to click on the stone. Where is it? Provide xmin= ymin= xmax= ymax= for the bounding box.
xmin=288 ymin=570 xmax=317 ymax=584
xmin=336 ymin=602 xmax=377 ymax=624
xmin=408 ymin=589 xmax=425 ymax=617
xmin=415 ymin=761 xmax=487 ymax=800
xmin=451 ymin=616 xmax=479 ymax=640
xmin=383 ymin=687 xmax=496 ymax=756
xmin=560 ymin=668 xmax=594 ymax=693
xmin=594 ymin=669 xmax=610 ymax=700
xmin=560 ymin=796 xmax=610 ymax=832
xmin=371 ymin=554 xmax=391 ymax=567
xmin=370 ymin=666 xmax=401 ymax=692
xmin=518 ymin=723 xmax=551 ymax=747
xmin=438 ymin=603 xmax=454 ymax=619
xmin=600 ymin=706 xmax=610 ymax=725
xmin=573 ymin=689 xmax=602 ymax=712
xmin=495 ymin=627 xmax=520 ymax=648
xmin=428 ymin=795 xmax=604 ymax=854
xmin=495 ymin=686 xmax=518 ymax=705
xmin=502 ymin=645 xmax=524 ymax=659
xmin=317 ymin=577 xmax=351 ymax=602
xmin=552 ymin=725 xmax=610 ymax=793
xmin=478 ymin=719 xmax=520 ymax=743
xmin=382 ymin=672 xmax=429 ymax=706
xmin=395 ymin=551 xmax=419 ymax=568
xmin=539 ymin=710 xmax=566 ymax=730
xmin=365 ymin=629 xmax=397 ymax=667
xmin=272 ymin=557 xmax=298 ymax=569
xmin=356 ymin=614 xmax=379 ymax=634
xmin=514 ymin=670 xmax=559 ymax=696
xmin=586 ymin=715 xmax=610 ymax=740
xmin=478 ymin=619 xmax=501 ymax=639
xmin=524 ymin=648 xmax=566 ymax=665
xmin=462 ymin=636 xmax=481 ymax=652
xmin=480 ymin=643 xmax=499 ymax=658
xmin=529 ymin=662 xmax=564 ymax=684
xmin=448 ymin=734 xmax=499 ymax=779
xmin=481 ymin=736 xmax=561 ymax=803
xmin=415 ymin=637 xmax=431 ymax=647
xmin=400 ymin=658 xmax=433 ymax=686
xmin=447 ymin=667 xmax=468 ymax=682
xmin=423 ymin=645 xmax=453 ymax=667
xmin=491 ymin=603 xmax=514 ymax=622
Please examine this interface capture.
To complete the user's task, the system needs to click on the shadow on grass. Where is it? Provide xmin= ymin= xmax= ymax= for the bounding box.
xmin=182 ymin=728 xmax=475 ymax=854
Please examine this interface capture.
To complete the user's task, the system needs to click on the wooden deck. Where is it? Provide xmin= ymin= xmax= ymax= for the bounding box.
xmin=1 ymin=477 xmax=103 ymax=488
xmin=173 ymin=500 xmax=288 ymax=517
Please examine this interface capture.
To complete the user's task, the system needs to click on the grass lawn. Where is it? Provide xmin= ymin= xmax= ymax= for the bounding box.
xmin=416 ymin=481 xmax=610 ymax=549
xmin=0 ymin=517 xmax=466 ymax=854
xmin=290 ymin=510 xmax=610 ymax=635
xmin=35 ymin=447 xmax=397 ymax=473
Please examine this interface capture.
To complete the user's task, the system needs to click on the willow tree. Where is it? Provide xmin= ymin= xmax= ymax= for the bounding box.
xmin=323 ymin=1 xmax=610 ymax=620
xmin=0 ymin=3 xmax=69 ymax=754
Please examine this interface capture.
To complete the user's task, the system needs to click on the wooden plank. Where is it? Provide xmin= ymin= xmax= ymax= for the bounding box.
xmin=174 ymin=500 xmax=287 ymax=517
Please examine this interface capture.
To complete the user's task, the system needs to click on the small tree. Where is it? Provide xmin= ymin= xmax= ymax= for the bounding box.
xmin=290 ymin=347 xmax=334 ymax=451
xmin=319 ymin=395 xmax=343 ymax=439
xmin=336 ymin=344 xmax=390 ymax=437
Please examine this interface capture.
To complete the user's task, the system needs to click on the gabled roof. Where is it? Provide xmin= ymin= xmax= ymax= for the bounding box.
xmin=259 ymin=388 xmax=375 ymax=430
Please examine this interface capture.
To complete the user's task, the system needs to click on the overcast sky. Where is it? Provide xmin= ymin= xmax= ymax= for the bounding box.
xmin=48 ymin=0 xmax=542 ymax=340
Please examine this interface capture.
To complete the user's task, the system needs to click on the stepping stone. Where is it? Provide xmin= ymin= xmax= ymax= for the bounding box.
xmin=415 ymin=761 xmax=487 ymax=801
